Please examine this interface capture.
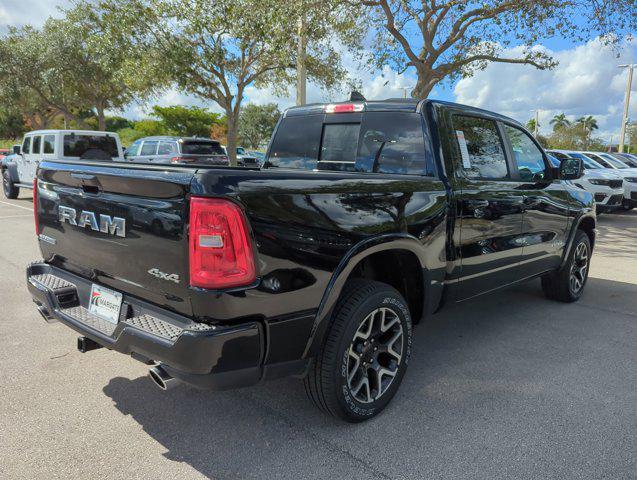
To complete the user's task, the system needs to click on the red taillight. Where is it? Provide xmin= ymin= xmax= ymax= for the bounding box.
xmin=325 ymin=103 xmax=364 ymax=113
xmin=33 ymin=178 xmax=39 ymax=235
xmin=188 ymin=197 xmax=256 ymax=289
xmin=172 ymin=156 xmax=194 ymax=163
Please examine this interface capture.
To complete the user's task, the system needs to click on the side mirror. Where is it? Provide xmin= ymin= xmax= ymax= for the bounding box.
xmin=559 ymin=158 xmax=584 ymax=180
xmin=13 ymin=145 xmax=21 ymax=155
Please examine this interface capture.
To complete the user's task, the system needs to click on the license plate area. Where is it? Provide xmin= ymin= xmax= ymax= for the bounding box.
xmin=88 ymin=284 xmax=123 ymax=324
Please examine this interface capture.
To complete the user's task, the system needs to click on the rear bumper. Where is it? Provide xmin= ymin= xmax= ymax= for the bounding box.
xmin=26 ymin=262 xmax=264 ymax=390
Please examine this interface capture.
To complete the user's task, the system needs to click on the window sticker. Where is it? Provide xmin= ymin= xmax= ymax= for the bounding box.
xmin=456 ymin=130 xmax=471 ymax=169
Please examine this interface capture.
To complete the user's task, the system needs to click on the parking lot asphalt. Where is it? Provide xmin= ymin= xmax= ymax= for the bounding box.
xmin=0 ymin=191 xmax=635 ymax=480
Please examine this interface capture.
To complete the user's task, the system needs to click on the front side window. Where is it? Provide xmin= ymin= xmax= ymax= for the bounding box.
xmin=453 ymin=115 xmax=508 ymax=179
xmin=22 ymin=137 xmax=31 ymax=154
xmin=504 ymin=125 xmax=547 ymax=181
xmin=140 ymin=141 xmax=158 ymax=156
xmin=32 ymin=136 xmax=42 ymax=154
xmin=43 ymin=135 xmax=55 ymax=154
xmin=126 ymin=139 xmax=142 ymax=157
xmin=63 ymin=135 xmax=118 ymax=160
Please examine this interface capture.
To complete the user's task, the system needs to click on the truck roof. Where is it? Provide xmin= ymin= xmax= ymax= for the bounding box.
xmin=284 ymin=98 xmax=521 ymax=126
xmin=25 ymin=129 xmax=120 ymax=136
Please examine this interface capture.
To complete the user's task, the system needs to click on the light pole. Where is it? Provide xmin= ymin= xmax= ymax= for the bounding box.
xmin=618 ymin=64 xmax=635 ymax=153
xmin=531 ymin=109 xmax=540 ymax=137
xmin=399 ymin=86 xmax=413 ymax=99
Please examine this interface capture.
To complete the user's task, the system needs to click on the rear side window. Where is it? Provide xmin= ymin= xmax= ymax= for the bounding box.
xmin=158 ymin=141 xmax=177 ymax=155
xmin=268 ymin=112 xmax=433 ymax=175
xmin=43 ymin=135 xmax=55 ymax=154
xmin=181 ymin=141 xmax=225 ymax=155
xmin=63 ymin=135 xmax=119 ymax=160
xmin=32 ymin=136 xmax=42 ymax=154
xmin=453 ymin=115 xmax=508 ymax=180
xmin=22 ymin=137 xmax=31 ymax=154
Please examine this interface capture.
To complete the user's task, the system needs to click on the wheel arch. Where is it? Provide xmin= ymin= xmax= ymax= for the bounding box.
xmin=303 ymin=234 xmax=439 ymax=359
xmin=561 ymin=212 xmax=596 ymax=269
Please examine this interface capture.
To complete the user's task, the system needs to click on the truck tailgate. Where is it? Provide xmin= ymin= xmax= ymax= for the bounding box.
xmin=36 ymin=161 xmax=195 ymax=316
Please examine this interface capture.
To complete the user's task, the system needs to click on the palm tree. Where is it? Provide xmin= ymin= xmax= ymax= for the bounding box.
xmin=550 ymin=113 xmax=571 ymax=132
xmin=576 ymin=116 xmax=599 ymax=148
xmin=526 ymin=118 xmax=538 ymax=132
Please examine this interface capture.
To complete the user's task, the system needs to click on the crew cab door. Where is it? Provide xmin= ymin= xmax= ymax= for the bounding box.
xmin=500 ymin=124 xmax=570 ymax=276
xmin=451 ymin=113 xmax=526 ymax=300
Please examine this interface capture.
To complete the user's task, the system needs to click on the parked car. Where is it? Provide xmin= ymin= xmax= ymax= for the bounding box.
xmin=583 ymin=151 xmax=637 ymax=211
xmin=222 ymin=146 xmax=259 ymax=167
xmin=548 ymin=151 xmax=624 ymax=212
xmin=247 ymin=150 xmax=265 ymax=166
xmin=124 ymin=136 xmax=229 ymax=166
xmin=0 ymin=148 xmax=10 ymax=160
xmin=27 ymin=97 xmax=595 ymax=422
xmin=2 ymin=130 xmax=124 ymax=199
xmin=611 ymin=152 xmax=637 ymax=168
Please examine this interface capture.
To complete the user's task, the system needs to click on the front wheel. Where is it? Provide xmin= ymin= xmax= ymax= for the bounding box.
xmin=2 ymin=169 xmax=19 ymax=199
xmin=304 ymin=279 xmax=413 ymax=422
xmin=622 ymin=200 xmax=633 ymax=211
xmin=541 ymin=230 xmax=591 ymax=302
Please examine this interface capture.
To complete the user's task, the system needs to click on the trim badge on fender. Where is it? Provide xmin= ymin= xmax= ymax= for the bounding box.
xmin=58 ymin=205 xmax=126 ymax=238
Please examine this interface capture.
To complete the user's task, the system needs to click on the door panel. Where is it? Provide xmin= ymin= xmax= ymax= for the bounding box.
xmin=501 ymin=124 xmax=570 ymax=276
xmin=451 ymin=114 xmax=525 ymax=300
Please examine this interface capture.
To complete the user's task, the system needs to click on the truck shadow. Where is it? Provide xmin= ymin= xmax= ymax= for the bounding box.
xmin=102 ymin=276 xmax=636 ymax=480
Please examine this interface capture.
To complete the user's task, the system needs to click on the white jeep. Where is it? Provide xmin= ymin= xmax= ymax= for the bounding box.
xmin=2 ymin=130 xmax=124 ymax=199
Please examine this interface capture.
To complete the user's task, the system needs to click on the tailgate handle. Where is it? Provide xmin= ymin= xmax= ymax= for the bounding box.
xmin=70 ymin=173 xmax=97 ymax=181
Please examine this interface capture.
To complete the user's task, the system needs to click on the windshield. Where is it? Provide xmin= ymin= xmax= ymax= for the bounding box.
xmin=548 ymin=151 xmax=571 ymax=160
xmin=569 ymin=152 xmax=602 ymax=169
xmin=583 ymin=152 xmax=613 ymax=168
xmin=616 ymin=154 xmax=637 ymax=167
xmin=181 ymin=141 xmax=225 ymax=155
xmin=597 ymin=153 xmax=629 ymax=169
xmin=63 ymin=134 xmax=119 ymax=160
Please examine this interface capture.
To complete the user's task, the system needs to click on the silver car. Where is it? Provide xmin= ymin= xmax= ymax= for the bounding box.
xmin=124 ymin=136 xmax=229 ymax=166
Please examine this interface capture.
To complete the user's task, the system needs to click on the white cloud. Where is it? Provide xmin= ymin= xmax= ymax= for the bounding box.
xmin=0 ymin=0 xmax=66 ymax=29
xmin=454 ymin=38 xmax=637 ymax=142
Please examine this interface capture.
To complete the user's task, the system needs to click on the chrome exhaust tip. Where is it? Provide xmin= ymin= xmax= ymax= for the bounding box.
xmin=149 ymin=365 xmax=179 ymax=391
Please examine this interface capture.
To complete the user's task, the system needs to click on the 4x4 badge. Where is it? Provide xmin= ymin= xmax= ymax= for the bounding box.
xmin=147 ymin=268 xmax=180 ymax=284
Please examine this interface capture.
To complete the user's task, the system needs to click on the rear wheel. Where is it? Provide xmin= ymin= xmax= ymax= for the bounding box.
xmin=2 ymin=169 xmax=19 ymax=199
xmin=541 ymin=230 xmax=591 ymax=302
xmin=304 ymin=279 xmax=412 ymax=422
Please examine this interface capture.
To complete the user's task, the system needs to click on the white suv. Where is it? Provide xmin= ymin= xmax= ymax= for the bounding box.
xmin=2 ymin=130 xmax=124 ymax=199
xmin=584 ymin=151 xmax=637 ymax=211
xmin=547 ymin=150 xmax=624 ymax=212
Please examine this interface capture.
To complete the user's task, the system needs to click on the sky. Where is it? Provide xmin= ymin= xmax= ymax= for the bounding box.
xmin=1 ymin=0 xmax=636 ymax=142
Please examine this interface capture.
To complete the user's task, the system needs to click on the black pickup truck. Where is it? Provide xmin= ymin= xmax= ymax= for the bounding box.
xmin=26 ymin=98 xmax=595 ymax=422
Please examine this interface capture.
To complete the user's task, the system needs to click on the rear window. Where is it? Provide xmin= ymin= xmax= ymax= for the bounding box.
xmin=63 ymin=135 xmax=119 ymax=160
xmin=181 ymin=141 xmax=225 ymax=155
xmin=267 ymin=112 xmax=434 ymax=176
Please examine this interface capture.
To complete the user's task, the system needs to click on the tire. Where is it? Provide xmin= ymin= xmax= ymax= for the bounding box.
xmin=622 ymin=200 xmax=633 ymax=211
xmin=2 ymin=169 xmax=19 ymax=199
xmin=541 ymin=230 xmax=591 ymax=303
xmin=304 ymin=279 xmax=413 ymax=422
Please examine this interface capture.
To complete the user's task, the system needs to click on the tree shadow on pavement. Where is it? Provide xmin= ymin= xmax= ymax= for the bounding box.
xmin=103 ymin=277 xmax=637 ymax=480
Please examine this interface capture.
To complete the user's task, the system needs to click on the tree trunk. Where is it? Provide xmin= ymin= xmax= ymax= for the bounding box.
xmin=96 ymin=105 xmax=106 ymax=131
xmin=226 ymin=110 xmax=238 ymax=167
xmin=296 ymin=14 xmax=307 ymax=106
xmin=412 ymin=67 xmax=436 ymax=99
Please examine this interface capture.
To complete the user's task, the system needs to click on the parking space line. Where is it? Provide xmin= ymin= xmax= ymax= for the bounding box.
xmin=0 ymin=200 xmax=32 ymax=211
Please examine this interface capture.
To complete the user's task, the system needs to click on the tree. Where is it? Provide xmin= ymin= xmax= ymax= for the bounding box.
xmin=550 ymin=113 xmax=571 ymax=131
xmin=526 ymin=118 xmax=539 ymax=132
xmin=95 ymin=0 xmax=363 ymax=165
xmin=576 ymin=115 xmax=598 ymax=148
xmin=238 ymin=103 xmax=281 ymax=149
xmin=360 ymin=1 xmax=636 ymax=98
xmin=151 ymin=105 xmax=221 ymax=137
